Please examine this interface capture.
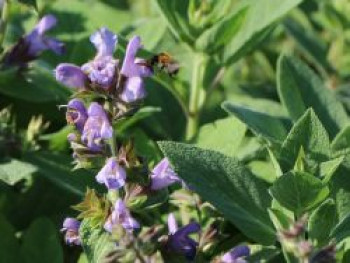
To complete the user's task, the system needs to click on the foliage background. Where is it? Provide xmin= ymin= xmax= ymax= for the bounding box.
xmin=1 ymin=0 xmax=350 ymax=262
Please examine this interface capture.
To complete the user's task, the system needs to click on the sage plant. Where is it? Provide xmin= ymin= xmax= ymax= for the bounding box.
xmin=55 ymin=27 xmax=209 ymax=262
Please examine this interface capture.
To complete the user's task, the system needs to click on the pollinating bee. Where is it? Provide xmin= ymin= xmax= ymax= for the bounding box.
xmin=138 ymin=52 xmax=180 ymax=77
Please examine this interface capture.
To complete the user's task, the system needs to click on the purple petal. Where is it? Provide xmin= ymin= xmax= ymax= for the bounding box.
xmin=150 ymin=175 xmax=179 ymax=190
xmin=100 ymin=119 xmax=113 ymax=138
xmin=222 ymin=245 xmax=250 ymax=263
xmin=176 ymin=222 xmax=200 ymax=237
xmin=150 ymin=158 xmax=180 ymax=190
xmin=96 ymin=158 xmax=126 ymax=190
xmin=66 ymin=99 xmax=88 ymax=132
xmin=68 ymin=99 xmax=87 ymax=113
xmin=104 ymin=218 xmax=113 ymax=233
xmin=56 ymin=63 xmax=87 ymax=89
xmin=25 ymin=15 xmax=64 ymax=57
xmin=35 ymin=14 xmax=57 ymax=35
xmin=119 ymin=76 xmax=146 ymax=103
xmin=115 ymin=199 xmax=127 ymax=215
xmin=167 ymin=213 xmax=178 ymax=234
xmin=45 ymin=37 xmax=65 ymax=55
xmin=105 ymin=199 xmax=140 ymax=233
xmin=81 ymin=103 xmax=112 ymax=150
xmin=61 ymin=217 xmax=80 ymax=232
xmin=81 ymin=56 xmax=117 ymax=88
xmin=168 ymin=221 xmax=200 ymax=261
xmin=67 ymin=133 xmax=77 ymax=142
xmin=135 ymin=58 xmax=153 ymax=77
xmin=152 ymin=158 xmax=171 ymax=175
xmin=87 ymin=102 xmax=106 ymax=117
xmin=90 ymin=27 xmax=117 ymax=58
xmin=122 ymin=216 xmax=140 ymax=232
xmin=120 ymin=36 xmax=143 ymax=77
xmin=168 ymin=213 xmax=178 ymax=234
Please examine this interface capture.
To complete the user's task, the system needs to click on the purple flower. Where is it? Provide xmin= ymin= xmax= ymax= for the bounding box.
xmin=119 ymin=36 xmax=152 ymax=103
xmin=134 ymin=58 xmax=153 ymax=77
xmin=104 ymin=199 xmax=139 ymax=233
xmin=90 ymin=27 xmax=118 ymax=58
xmin=151 ymin=158 xmax=180 ymax=190
xmin=82 ymin=56 xmax=118 ymax=88
xmin=221 ymin=245 xmax=250 ymax=263
xmin=81 ymin=28 xmax=118 ymax=89
xmin=67 ymin=133 xmax=77 ymax=142
xmin=66 ymin=99 xmax=88 ymax=133
xmin=119 ymin=76 xmax=146 ymax=103
xmin=25 ymin=14 xmax=65 ymax=57
xmin=96 ymin=158 xmax=126 ymax=189
xmin=55 ymin=63 xmax=87 ymax=89
xmin=61 ymin=218 xmax=81 ymax=246
xmin=167 ymin=213 xmax=200 ymax=261
xmin=121 ymin=36 xmax=145 ymax=77
xmin=81 ymin=102 xmax=112 ymax=151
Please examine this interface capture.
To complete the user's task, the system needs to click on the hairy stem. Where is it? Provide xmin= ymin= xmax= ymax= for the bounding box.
xmin=0 ymin=0 xmax=10 ymax=50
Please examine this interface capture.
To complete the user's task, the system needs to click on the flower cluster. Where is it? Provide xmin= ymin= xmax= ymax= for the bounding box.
xmin=57 ymin=27 xmax=205 ymax=261
xmin=55 ymin=27 xmax=151 ymax=102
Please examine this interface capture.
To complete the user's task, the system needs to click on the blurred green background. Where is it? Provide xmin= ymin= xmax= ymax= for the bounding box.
xmin=0 ymin=0 xmax=350 ymax=262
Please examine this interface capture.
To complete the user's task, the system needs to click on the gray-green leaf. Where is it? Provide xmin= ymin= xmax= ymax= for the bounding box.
xmin=159 ymin=141 xmax=275 ymax=245
xmin=196 ymin=116 xmax=246 ymax=157
xmin=279 ymin=109 xmax=330 ymax=172
xmin=277 ymin=55 xmax=348 ymax=138
xmin=308 ymin=199 xmax=337 ymax=246
xmin=195 ymin=8 xmax=247 ymax=53
xmin=223 ymin=102 xmax=288 ymax=144
xmin=223 ymin=0 xmax=302 ymax=64
xmin=270 ymin=171 xmax=330 ymax=215
xmin=0 ymin=158 xmax=37 ymax=185
xmin=20 ymin=218 xmax=63 ymax=263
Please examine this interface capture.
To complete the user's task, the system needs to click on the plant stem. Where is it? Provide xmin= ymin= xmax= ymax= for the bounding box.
xmin=0 ymin=0 xmax=10 ymax=50
xmin=109 ymin=131 xmax=117 ymax=157
xmin=186 ymin=52 xmax=206 ymax=140
xmin=108 ymin=100 xmax=117 ymax=157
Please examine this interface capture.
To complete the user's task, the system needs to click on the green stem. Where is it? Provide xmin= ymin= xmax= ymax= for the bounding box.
xmin=186 ymin=53 xmax=206 ymax=140
xmin=109 ymin=131 xmax=117 ymax=157
xmin=0 ymin=0 xmax=10 ymax=50
xmin=108 ymin=100 xmax=117 ymax=157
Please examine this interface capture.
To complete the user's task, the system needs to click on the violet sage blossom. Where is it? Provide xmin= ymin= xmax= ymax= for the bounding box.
xmin=119 ymin=36 xmax=153 ymax=103
xmin=96 ymin=157 xmax=126 ymax=189
xmin=55 ymin=27 xmax=118 ymax=90
xmin=61 ymin=218 xmax=81 ymax=246
xmin=104 ymin=199 xmax=139 ymax=233
xmin=167 ymin=213 xmax=200 ymax=261
xmin=81 ymin=27 xmax=118 ymax=89
xmin=81 ymin=102 xmax=112 ymax=151
xmin=3 ymin=14 xmax=64 ymax=67
xmin=55 ymin=63 xmax=88 ymax=89
xmin=2 ymin=14 xmax=65 ymax=69
xmin=66 ymin=99 xmax=88 ymax=133
xmin=151 ymin=158 xmax=180 ymax=190
xmin=25 ymin=15 xmax=65 ymax=57
xmin=221 ymin=245 xmax=250 ymax=263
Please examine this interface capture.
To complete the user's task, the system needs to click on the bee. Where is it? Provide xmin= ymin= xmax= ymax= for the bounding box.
xmin=138 ymin=52 xmax=180 ymax=77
